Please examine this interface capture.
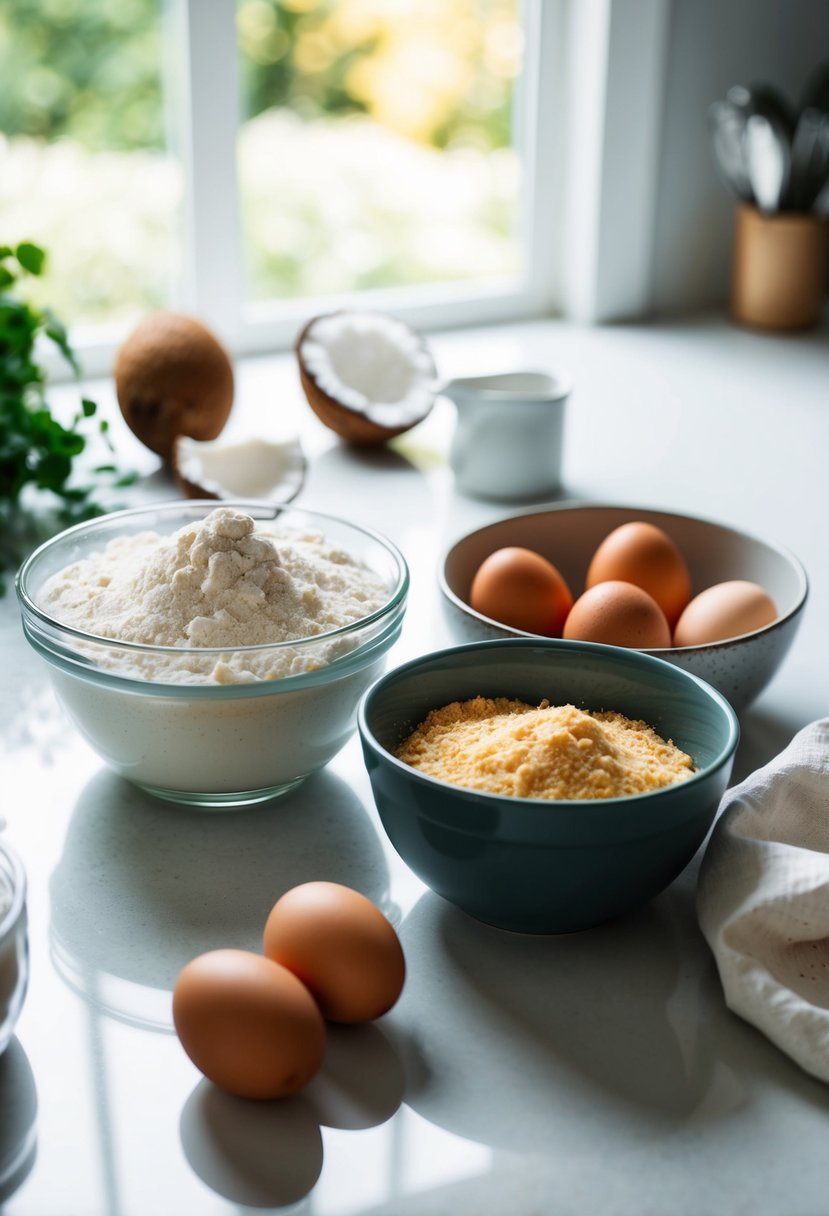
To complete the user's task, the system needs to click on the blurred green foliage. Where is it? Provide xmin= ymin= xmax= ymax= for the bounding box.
xmin=0 ymin=0 xmax=165 ymax=150
xmin=239 ymin=0 xmax=376 ymax=126
xmin=0 ymin=0 xmax=517 ymax=153
xmin=0 ymin=0 xmax=520 ymax=323
xmin=239 ymin=0 xmax=518 ymax=152
xmin=0 ymin=241 xmax=135 ymax=587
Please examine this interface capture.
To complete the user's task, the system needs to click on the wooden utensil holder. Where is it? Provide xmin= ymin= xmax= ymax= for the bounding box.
xmin=731 ymin=203 xmax=828 ymax=331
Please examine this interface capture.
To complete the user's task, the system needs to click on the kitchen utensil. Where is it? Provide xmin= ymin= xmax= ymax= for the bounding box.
xmin=727 ymin=83 xmax=795 ymax=139
xmin=743 ymin=112 xmax=791 ymax=213
xmin=791 ymin=108 xmax=829 ymax=211
xmin=708 ymin=99 xmax=753 ymax=201
xmin=788 ymin=107 xmax=822 ymax=210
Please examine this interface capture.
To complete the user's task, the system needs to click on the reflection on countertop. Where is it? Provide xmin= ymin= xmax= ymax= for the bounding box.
xmin=0 ymin=1037 xmax=37 ymax=1205
xmin=48 ymin=766 xmax=394 ymax=1029
xmin=4 ymin=313 xmax=829 ymax=1216
xmin=390 ymin=875 xmax=829 ymax=1157
xmin=180 ymin=1083 xmax=324 ymax=1207
xmin=180 ymin=1023 xmax=406 ymax=1208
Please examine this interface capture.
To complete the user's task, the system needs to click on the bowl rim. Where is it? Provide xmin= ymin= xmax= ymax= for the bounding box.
xmin=443 ymin=368 xmax=573 ymax=403
xmin=15 ymin=498 xmax=409 ymax=659
xmin=358 ymin=636 xmax=741 ymax=811
xmin=438 ymin=500 xmax=809 ymax=652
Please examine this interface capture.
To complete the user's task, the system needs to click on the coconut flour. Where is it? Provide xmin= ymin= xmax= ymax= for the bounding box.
xmin=40 ymin=508 xmax=389 ymax=684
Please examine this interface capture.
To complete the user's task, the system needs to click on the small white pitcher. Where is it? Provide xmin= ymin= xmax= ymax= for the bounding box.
xmin=444 ymin=371 xmax=571 ymax=501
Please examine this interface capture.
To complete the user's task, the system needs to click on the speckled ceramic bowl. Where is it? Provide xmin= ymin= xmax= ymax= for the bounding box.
xmin=359 ymin=638 xmax=739 ymax=934
xmin=440 ymin=504 xmax=807 ymax=713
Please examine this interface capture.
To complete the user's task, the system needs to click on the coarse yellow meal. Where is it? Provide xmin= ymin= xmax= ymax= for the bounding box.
xmin=395 ymin=697 xmax=695 ymax=800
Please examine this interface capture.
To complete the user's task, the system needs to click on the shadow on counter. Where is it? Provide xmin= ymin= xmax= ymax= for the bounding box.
xmin=390 ymin=878 xmax=829 ymax=1155
xmin=180 ymin=1022 xmax=405 ymax=1208
xmin=304 ymin=439 xmax=433 ymax=518
xmin=0 ymin=1036 xmax=37 ymax=1204
xmin=48 ymin=766 xmax=394 ymax=1030
xmin=729 ymin=703 xmax=806 ymax=785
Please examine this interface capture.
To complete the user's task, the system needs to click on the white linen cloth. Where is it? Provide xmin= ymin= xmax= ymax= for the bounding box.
xmin=697 ymin=718 xmax=829 ymax=1083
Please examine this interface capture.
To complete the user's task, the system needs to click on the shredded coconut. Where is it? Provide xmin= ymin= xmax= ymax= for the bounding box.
xmin=395 ymin=697 xmax=695 ymax=800
xmin=39 ymin=508 xmax=390 ymax=685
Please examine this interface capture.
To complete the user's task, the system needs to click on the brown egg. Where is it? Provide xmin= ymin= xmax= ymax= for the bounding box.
xmin=264 ymin=882 xmax=405 ymax=1025
xmin=172 ymin=949 xmax=326 ymax=1100
xmin=673 ymin=580 xmax=777 ymax=646
xmin=586 ymin=522 xmax=692 ymax=628
xmin=563 ymin=580 xmax=672 ymax=648
xmin=469 ymin=547 xmax=573 ymax=636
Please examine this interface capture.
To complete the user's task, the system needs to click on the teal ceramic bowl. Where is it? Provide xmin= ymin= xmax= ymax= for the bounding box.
xmin=358 ymin=639 xmax=739 ymax=933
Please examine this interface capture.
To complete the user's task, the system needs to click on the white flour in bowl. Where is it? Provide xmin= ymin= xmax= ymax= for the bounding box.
xmin=39 ymin=507 xmax=390 ymax=684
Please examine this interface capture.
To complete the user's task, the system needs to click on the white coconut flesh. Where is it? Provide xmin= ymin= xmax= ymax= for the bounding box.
xmin=300 ymin=312 xmax=436 ymax=428
xmin=175 ymin=435 xmax=306 ymax=502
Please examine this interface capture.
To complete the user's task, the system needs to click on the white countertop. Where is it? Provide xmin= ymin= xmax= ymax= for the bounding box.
xmin=2 ymin=313 xmax=828 ymax=1216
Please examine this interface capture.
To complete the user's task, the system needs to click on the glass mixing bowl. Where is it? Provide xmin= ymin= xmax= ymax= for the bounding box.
xmin=16 ymin=501 xmax=408 ymax=809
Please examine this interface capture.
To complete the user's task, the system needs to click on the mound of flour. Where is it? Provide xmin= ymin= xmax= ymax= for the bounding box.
xmin=40 ymin=508 xmax=390 ymax=683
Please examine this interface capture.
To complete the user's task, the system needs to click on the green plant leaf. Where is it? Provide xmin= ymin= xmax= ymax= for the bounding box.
xmin=43 ymin=309 xmax=80 ymax=375
xmin=0 ymin=237 xmax=135 ymax=591
xmin=15 ymin=242 xmax=46 ymax=276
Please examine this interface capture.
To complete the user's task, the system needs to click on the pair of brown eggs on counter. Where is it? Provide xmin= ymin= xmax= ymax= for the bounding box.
xmin=470 ymin=521 xmax=778 ymax=649
xmin=173 ymin=882 xmax=405 ymax=1101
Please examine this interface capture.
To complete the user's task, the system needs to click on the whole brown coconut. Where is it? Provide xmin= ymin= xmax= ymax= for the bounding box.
xmin=114 ymin=311 xmax=234 ymax=460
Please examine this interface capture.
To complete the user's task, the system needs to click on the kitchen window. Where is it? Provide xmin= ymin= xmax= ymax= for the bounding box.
xmin=0 ymin=0 xmax=561 ymax=371
xmin=0 ymin=0 xmax=181 ymax=331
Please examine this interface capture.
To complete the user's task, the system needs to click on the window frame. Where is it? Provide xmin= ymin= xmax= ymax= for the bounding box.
xmin=63 ymin=0 xmax=565 ymax=376
xmin=233 ymin=0 xmax=566 ymax=353
xmin=44 ymin=0 xmax=676 ymax=380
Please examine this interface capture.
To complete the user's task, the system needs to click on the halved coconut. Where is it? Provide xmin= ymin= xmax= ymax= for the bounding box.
xmin=173 ymin=435 xmax=306 ymax=503
xmin=296 ymin=310 xmax=438 ymax=445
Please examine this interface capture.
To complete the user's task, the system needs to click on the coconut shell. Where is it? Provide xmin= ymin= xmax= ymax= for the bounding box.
xmin=295 ymin=314 xmax=435 ymax=445
xmin=115 ymin=311 xmax=234 ymax=461
xmin=174 ymin=468 xmax=221 ymax=502
xmin=172 ymin=434 xmax=307 ymax=505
